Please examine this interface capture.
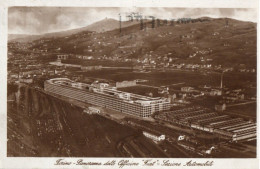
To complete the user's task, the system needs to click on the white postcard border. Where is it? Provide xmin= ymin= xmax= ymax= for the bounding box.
xmin=0 ymin=0 xmax=259 ymax=169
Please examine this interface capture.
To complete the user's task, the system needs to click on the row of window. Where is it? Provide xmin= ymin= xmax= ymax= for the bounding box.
xmin=45 ymin=82 xmax=170 ymax=117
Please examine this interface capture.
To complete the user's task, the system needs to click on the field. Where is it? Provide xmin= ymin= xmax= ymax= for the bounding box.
xmin=62 ymin=59 xmax=133 ymax=67
xmin=76 ymin=69 xmax=256 ymax=95
xmin=78 ymin=69 xmax=254 ymax=87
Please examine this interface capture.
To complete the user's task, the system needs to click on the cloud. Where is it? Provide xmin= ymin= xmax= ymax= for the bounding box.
xmin=8 ymin=7 xmax=257 ymax=34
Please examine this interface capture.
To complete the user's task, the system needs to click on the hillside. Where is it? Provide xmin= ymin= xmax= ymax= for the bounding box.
xmin=10 ymin=17 xmax=257 ymax=68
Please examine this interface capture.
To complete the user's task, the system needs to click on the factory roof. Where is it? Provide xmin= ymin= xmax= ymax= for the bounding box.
xmin=46 ymin=78 xmax=169 ymax=105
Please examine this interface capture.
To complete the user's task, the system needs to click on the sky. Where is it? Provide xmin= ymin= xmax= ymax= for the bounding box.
xmin=8 ymin=7 xmax=257 ymax=35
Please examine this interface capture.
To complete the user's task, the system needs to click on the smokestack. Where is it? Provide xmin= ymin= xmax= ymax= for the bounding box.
xmin=220 ymin=72 xmax=223 ymax=89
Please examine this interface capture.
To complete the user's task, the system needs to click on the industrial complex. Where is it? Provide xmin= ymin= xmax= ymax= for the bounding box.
xmin=44 ymin=78 xmax=171 ymax=117
xmin=44 ymin=78 xmax=256 ymax=143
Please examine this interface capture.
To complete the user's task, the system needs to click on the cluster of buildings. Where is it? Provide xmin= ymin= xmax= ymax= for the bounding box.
xmin=44 ymin=78 xmax=171 ymax=117
xmin=8 ymin=62 xmax=66 ymax=84
xmin=8 ymin=51 xmax=103 ymax=86
xmin=8 ymin=41 xmax=33 ymax=50
xmin=133 ymin=61 xmax=232 ymax=72
xmin=164 ymin=86 xmax=223 ymax=102
xmin=223 ymin=89 xmax=245 ymax=102
xmin=8 ymin=53 xmax=46 ymax=84
xmin=155 ymin=107 xmax=256 ymax=142
xmin=57 ymin=52 xmax=134 ymax=63
xmin=177 ymin=84 xmax=248 ymax=104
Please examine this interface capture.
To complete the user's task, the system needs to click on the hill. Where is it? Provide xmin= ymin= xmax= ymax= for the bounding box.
xmin=9 ymin=17 xmax=257 ymax=68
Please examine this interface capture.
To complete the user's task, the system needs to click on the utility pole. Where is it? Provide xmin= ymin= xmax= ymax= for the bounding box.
xmin=140 ymin=16 xmax=144 ymax=30
xmin=220 ymin=72 xmax=223 ymax=89
xmin=144 ymin=16 xmax=147 ymax=31
xmin=157 ymin=19 xmax=160 ymax=27
xmin=151 ymin=17 xmax=155 ymax=28
xmin=119 ymin=13 xmax=122 ymax=34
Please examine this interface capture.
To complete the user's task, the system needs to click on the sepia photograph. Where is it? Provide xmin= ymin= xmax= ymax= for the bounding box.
xmin=7 ymin=6 xmax=257 ymax=159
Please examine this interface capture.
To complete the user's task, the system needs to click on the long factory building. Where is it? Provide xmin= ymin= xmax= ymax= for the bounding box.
xmin=155 ymin=107 xmax=256 ymax=142
xmin=44 ymin=78 xmax=170 ymax=117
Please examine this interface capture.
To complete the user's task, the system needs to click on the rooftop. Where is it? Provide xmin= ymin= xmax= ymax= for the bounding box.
xmin=47 ymin=78 xmax=169 ymax=105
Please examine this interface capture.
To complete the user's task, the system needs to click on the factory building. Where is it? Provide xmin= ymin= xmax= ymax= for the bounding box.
xmin=44 ymin=78 xmax=170 ymax=117
xmin=214 ymin=122 xmax=256 ymax=141
xmin=143 ymin=131 xmax=165 ymax=142
xmin=155 ymin=106 xmax=256 ymax=142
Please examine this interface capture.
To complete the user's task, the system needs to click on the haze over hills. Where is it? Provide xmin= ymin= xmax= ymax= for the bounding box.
xmin=8 ymin=34 xmax=36 ymax=41
xmin=9 ymin=17 xmax=257 ymax=68
xmin=8 ymin=18 xmax=140 ymax=42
